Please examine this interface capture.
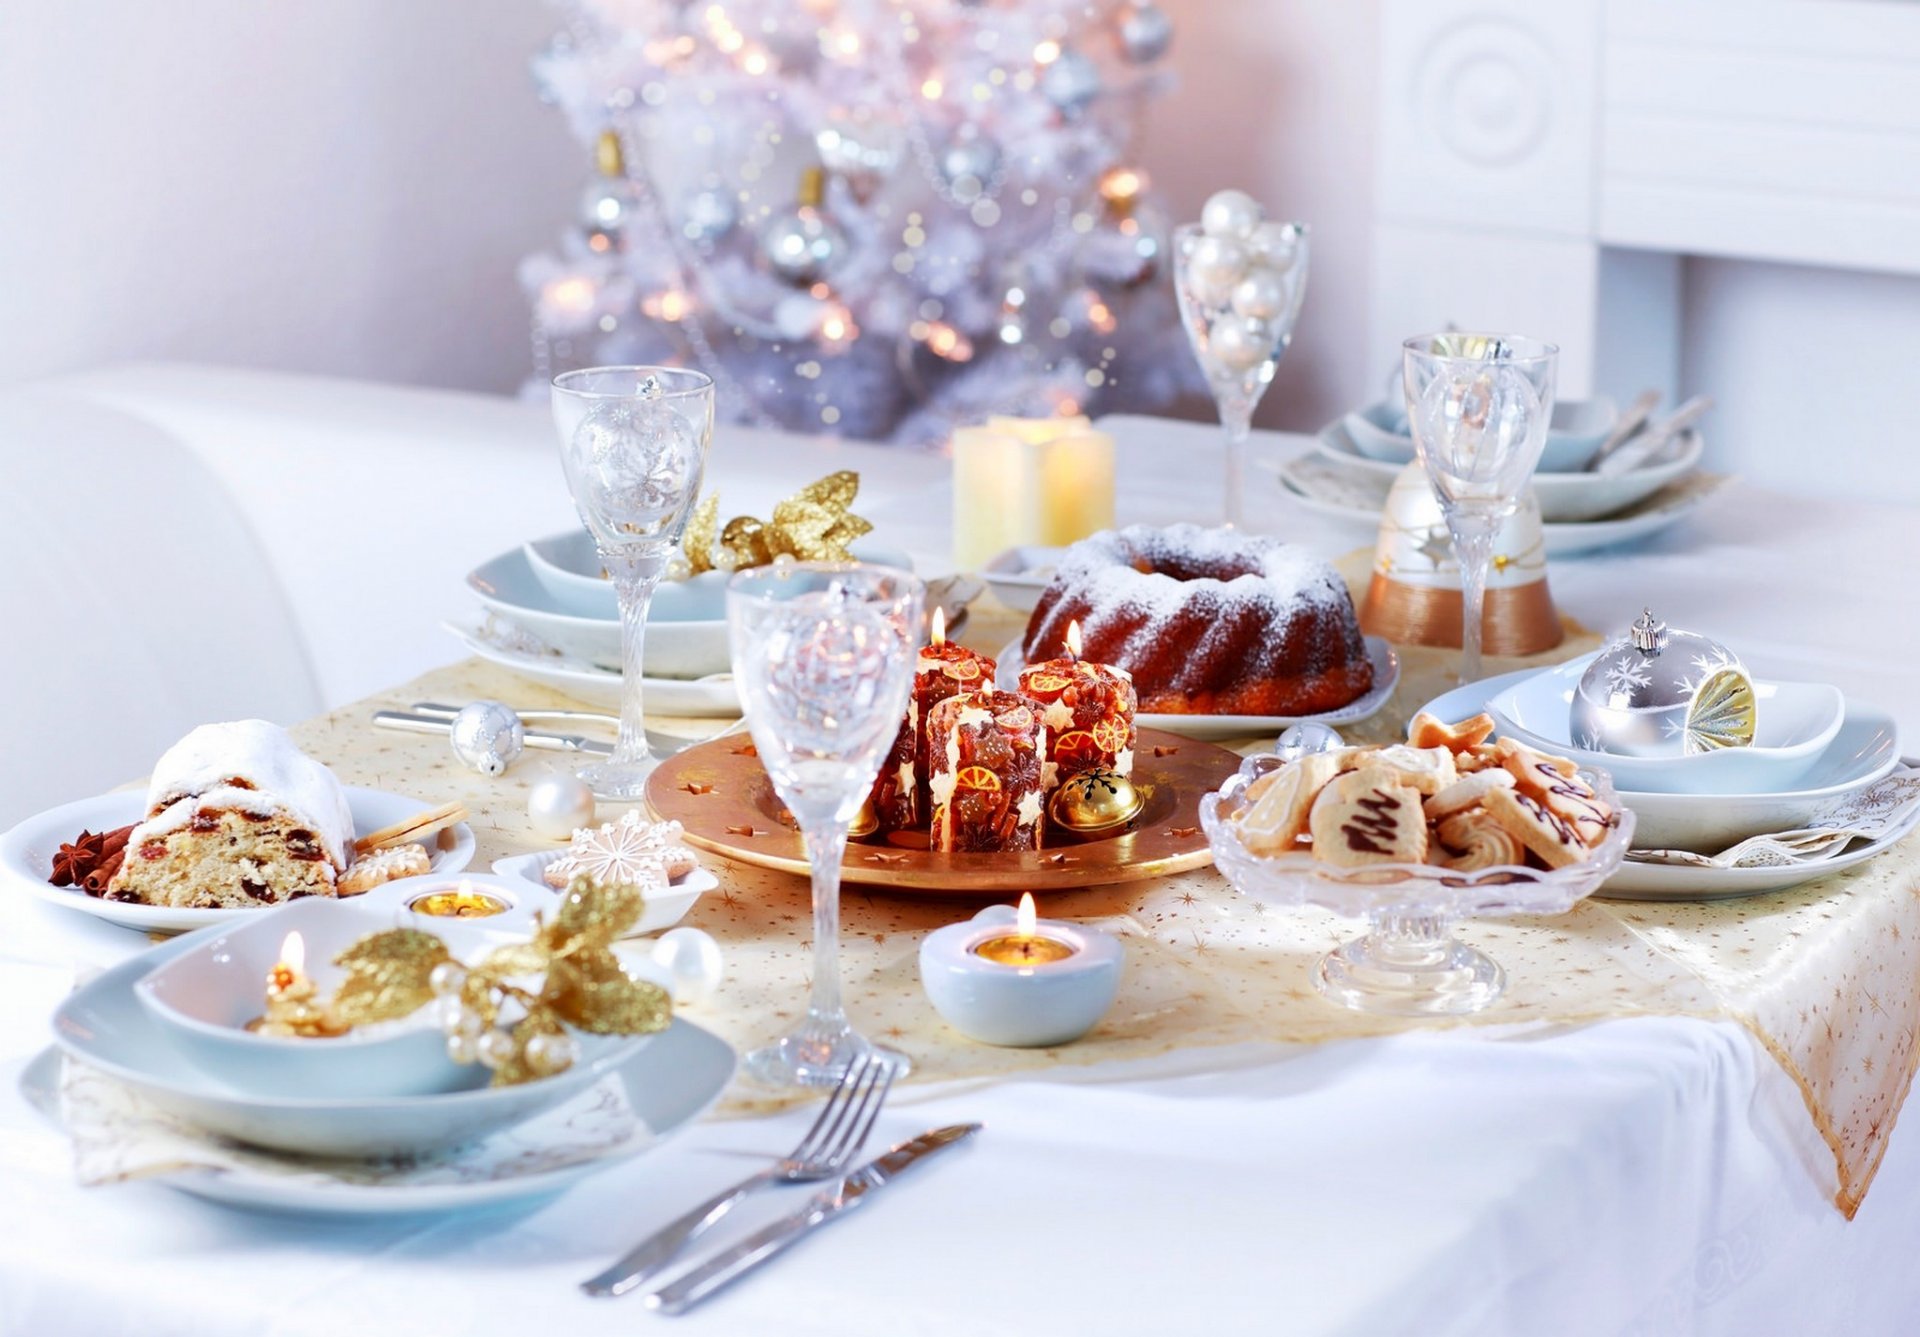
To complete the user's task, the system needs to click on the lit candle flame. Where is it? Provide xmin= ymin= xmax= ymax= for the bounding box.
xmin=931 ymin=605 xmax=947 ymax=648
xmin=1066 ymin=620 xmax=1082 ymax=659
xmin=280 ymin=930 xmax=305 ymax=974
xmin=1016 ymin=892 xmax=1038 ymax=938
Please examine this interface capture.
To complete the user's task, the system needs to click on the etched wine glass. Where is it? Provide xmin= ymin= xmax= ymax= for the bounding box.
xmin=1401 ymin=334 xmax=1557 ymax=684
xmin=1173 ymin=218 xmax=1309 ymax=528
xmin=552 ymin=366 xmax=715 ymax=798
xmin=727 ymin=560 xmax=924 ymax=1087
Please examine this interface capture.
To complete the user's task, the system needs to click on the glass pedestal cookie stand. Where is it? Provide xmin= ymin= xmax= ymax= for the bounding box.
xmin=1200 ymin=746 xmax=1634 ymax=1016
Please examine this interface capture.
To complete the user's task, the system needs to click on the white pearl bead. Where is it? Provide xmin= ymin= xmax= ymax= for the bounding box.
xmin=1229 ymin=268 xmax=1289 ymax=321
xmin=651 ymin=927 xmax=725 ymax=1006
xmin=1185 ymin=235 xmax=1249 ymax=307
xmin=527 ymin=773 xmax=596 ymax=840
xmin=1249 ymin=220 xmax=1303 ymax=268
xmin=477 ymin=1029 xmax=516 ymax=1070
xmin=1201 ymin=189 xmax=1263 ymax=240
xmin=1207 ymin=314 xmax=1274 ymax=373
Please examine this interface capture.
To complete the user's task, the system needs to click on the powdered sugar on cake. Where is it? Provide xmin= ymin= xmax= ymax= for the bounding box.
xmin=141 ymin=720 xmax=355 ymax=868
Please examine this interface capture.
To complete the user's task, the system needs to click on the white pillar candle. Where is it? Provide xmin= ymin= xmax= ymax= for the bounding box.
xmin=951 ymin=416 xmax=1116 ymax=570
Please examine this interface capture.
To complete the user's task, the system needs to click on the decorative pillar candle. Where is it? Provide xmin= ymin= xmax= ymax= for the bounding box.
xmin=1017 ymin=620 xmax=1138 ymax=787
xmin=926 ymin=690 xmax=1046 ymax=852
xmin=871 ymin=608 xmax=998 ymax=833
xmin=950 ymin=414 xmax=1116 ymax=570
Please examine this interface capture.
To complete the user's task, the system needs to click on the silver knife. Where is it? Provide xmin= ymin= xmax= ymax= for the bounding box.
xmin=644 ymin=1123 xmax=982 ymax=1315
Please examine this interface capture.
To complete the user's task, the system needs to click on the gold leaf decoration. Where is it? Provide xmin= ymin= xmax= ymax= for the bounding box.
xmin=541 ymin=874 xmax=646 ymax=956
xmin=547 ymin=951 xmax=672 ymax=1036
xmin=329 ymin=929 xmax=450 ymax=1027
xmin=681 ymin=471 xmax=871 ymax=575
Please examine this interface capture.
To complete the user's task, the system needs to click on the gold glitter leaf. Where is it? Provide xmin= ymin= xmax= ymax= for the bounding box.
xmin=681 ymin=494 xmax=720 ymax=575
xmin=330 ymin=929 xmax=451 ymax=1027
xmin=540 ymin=874 xmax=646 ymax=955
xmin=546 ymin=950 xmax=673 ymax=1036
xmin=695 ymin=471 xmax=871 ymax=572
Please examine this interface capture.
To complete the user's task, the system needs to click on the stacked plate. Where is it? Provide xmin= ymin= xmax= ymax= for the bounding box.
xmin=1421 ymin=656 xmax=1910 ymax=900
xmin=36 ymin=875 xmax=734 ymax=1215
xmin=1279 ymin=404 xmax=1730 ymax=556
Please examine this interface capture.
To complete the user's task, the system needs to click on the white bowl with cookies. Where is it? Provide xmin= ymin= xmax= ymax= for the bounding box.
xmin=491 ymin=810 xmax=716 ymax=936
xmin=1200 ymin=711 xmax=1634 ymax=1017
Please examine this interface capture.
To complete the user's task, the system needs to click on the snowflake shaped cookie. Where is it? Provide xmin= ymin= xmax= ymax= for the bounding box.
xmin=544 ymin=809 xmax=697 ymax=889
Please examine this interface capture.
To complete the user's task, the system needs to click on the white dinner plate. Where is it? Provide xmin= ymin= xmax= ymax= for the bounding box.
xmin=491 ymin=849 xmax=718 ymax=935
xmin=981 ymin=544 xmax=1068 ymax=615
xmin=442 ymin=615 xmax=740 ymax=717
xmin=1598 ymin=804 xmax=1920 ymax=901
xmin=0 ymin=787 xmax=476 ymax=934
xmin=467 ymin=545 xmax=730 ymax=677
xmin=996 ymin=636 xmax=1399 ymax=741
xmin=1314 ymin=420 xmax=1705 ymax=523
xmin=1273 ymin=454 xmax=1733 ymax=557
xmin=1417 ymin=672 xmax=1904 ymax=876
xmin=1341 ymin=396 xmax=1617 ymax=473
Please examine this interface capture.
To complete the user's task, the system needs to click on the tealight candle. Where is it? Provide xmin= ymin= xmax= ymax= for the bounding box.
xmin=408 ymin=879 xmax=509 ymax=919
xmin=252 ymin=930 xmax=348 ymax=1038
xmin=918 ymin=894 xmax=1123 ymax=1047
xmin=951 ymin=415 xmax=1116 ymax=570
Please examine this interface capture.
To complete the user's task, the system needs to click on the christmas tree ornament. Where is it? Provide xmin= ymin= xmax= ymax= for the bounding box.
xmin=1042 ymin=49 xmax=1103 ymax=116
xmin=760 ymin=166 xmax=847 ymax=284
xmin=649 ymin=927 xmax=725 ymax=1005
xmin=1048 ymin=766 xmax=1144 ymax=836
xmin=1206 ymin=313 xmax=1272 ymax=373
xmin=1250 ymin=219 xmax=1304 ymax=267
xmin=679 ymin=471 xmax=873 ymax=575
xmin=580 ymin=130 xmax=639 ymax=252
xmin=1274 ymin=723 xmax=1345 ymax=761
xmin=1229 ymin=268 xmax=1290 ymax=322
xmin=1570 ymin=610 xmax=1757 ymax=757
xmin=1116 ymin=2 xmax=1174 ymax=63
xmin=449 ymin=701 xmax=525 ymax=778
xmin=527 ymin=771 xmax=597 ymax=840
xmin=939 ymin=138 xmax=1001 ymax=202
xmin=1200 ymin=188 xmax=1263 ymax=240
xmin=1358 ymin=462 xmax=1563 ymax=656
xmin=679 ymin=188 xmax=736 ymax=245
xmin=1183 ymin=235 xmax=1250 ymax=306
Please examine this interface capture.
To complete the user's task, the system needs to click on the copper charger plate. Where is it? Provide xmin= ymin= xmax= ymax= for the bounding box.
xmin=644 ymin=727 xmax=1242 ymax=893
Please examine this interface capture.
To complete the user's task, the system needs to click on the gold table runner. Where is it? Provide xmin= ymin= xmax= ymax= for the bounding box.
xmin=292 ymin=601 xmax=1917 ymax=1218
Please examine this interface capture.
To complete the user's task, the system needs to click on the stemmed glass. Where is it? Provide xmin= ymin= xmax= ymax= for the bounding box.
xmin=1172 ymin=219 xmax=1309 ymax=527
xmin=1401 ymin=334 xmax=1557 ymax=684
xmin=727 ymin=561 xmax=924 ymax=1087
xmin=551 ymin=366 xmax=716 ymax=798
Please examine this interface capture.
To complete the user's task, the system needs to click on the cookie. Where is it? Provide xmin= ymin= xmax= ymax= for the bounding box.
xmin=1423 ymin=769 xmax=1515 ymax=822
xmin=1432 ymin=807 xmax=1528 ymax=872
xmin=1496 ymin=740 xmax=1613 ymax=847
xmin=337 ymin=843 xmax=431 ymax=895
xmin=1308 ymin=768 xmax=1429 ymax=867
xmin=1407 ymin=711 xmax=1496 ymax=754
xmin=543 ymin=810 xmax=697 ymax=889
xmin=1482 ymin=784 xmax=1588 ymax=869
xmin=1351 ymin=744 xmax=1458 ymax=795
xmin=1235 ymin=753 xmax=1345 ymax=854
xmin=1494 ymin=736 xmax=1578 ymax=782
xmin=1454 ymin=743 xmax=1503 ymax=774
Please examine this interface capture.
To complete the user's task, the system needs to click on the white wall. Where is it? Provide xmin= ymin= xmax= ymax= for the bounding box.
xmin=2 ymin=0 xmax=1916 ymax=503
xmin=0 ymin=1 xmax=578 ymax=394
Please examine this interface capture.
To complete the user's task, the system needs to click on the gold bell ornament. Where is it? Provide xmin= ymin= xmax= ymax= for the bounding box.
xmin=1359 ymin=462 xmax=1563 ymax=657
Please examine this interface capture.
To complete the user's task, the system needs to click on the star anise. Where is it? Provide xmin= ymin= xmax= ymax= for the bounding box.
xmin=50 ymin=830 xmax=106 ymax=887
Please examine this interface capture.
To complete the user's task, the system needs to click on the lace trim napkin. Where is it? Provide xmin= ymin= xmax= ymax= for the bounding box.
xmin=1627 ymin=768 xmax=1920 ymax=868
xmin=58 ymin=1058 xmax=650 ymax=1190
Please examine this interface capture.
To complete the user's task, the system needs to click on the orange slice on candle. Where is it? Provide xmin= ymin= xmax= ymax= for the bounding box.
xmin=995 ymin=706 xmax=1035 ymax=733
xmin=1052 ymin=730 xmax=1101 ymax=767
xmin=1023 ymin=671 xmax=1075 ymax=695
xmin=955 ymin=766 xmax=1002 ymax=792
xmin=942 ymin=659 xmax=982 ymax=682
xmin=1091 ymin=717 xmax=1131 ymax=754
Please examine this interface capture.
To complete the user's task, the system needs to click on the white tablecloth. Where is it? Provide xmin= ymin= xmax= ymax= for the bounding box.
xmin=3 ymin=375 xmax=1919 ymax=1334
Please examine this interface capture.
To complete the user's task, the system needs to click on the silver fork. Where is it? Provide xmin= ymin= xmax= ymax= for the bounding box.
xmin=580 ymin=1055 xmax=896 ymax=1298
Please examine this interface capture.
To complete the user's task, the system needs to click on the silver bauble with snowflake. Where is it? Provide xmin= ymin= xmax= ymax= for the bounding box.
xmin=1570 ymin=608 xmax=1757 ymax=758
xmin=450 ymin=700 xmax=525 ymax=777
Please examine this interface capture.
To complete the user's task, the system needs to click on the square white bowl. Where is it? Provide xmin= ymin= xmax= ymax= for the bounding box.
xmin=490 ymin=850 xmax=717 ymax=935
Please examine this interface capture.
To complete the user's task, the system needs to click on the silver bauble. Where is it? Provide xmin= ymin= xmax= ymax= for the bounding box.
xmin=527 ymin=771 xmax=596 ymax=839
xmin=1275 ymin=723 xmax=1345 ymax=761
xmin=1229 ymin=267 xmax=1289 ymax=321
xmin=1249 ymin=219 xmax=1304 ymax=267
xmin=1206 ymin=312 xmax=1273 ymax=373
xmin=1042 ymin=49 xmax=1103 ymax=116
xmin=760 ymin=208 xmax=847 ymax=284
xmin=1184 ymin=234 xmax=1250 ymax=306
xmin=680 ymin=189 xmax=737 ymax=245
xmin=939 ymin=138 xmax=1001 ymax=203
xmin=650 ymin=926 xmax=725 ymax=1005
xmin=580 ymin=177 xmax=638 ymax=235
xmin=449 ymin=700 xmax=524 ymax=777
xmin=1570 ymin=609 xmax=1757 ymax=758
xmin=1116 ymin=2 xmax=1174 ymax=63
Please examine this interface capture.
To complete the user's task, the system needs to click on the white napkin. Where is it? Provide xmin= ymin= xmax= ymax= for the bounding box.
xmin=1627 ymin=767 xmax=1920 ymax=869
xmin=56 ymin=1058 xmax=650 ymax=1190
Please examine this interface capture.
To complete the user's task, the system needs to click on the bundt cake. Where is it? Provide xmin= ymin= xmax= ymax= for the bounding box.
xmin=107 ymin=720 xmax=353 ymax=908
xmin=1021 ymin=523 xmax=1373 ymax=716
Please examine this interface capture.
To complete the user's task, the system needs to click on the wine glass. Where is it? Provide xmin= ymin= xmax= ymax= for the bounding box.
xmin=1173 ymin=216 xmax=1309 ymax=528
xmin=1401 ymin=334 xmax=1557 ymax=684
xmin=727 ymin=560 xmax=924 ymax=1087
xmin=551 ymin=366 xmax=715 ymax=798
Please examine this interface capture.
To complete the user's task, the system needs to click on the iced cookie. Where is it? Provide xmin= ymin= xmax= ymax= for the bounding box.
xmin=1349 ymin=744 xmax=1458 ymax=795
xmin=543 ymin=810 xmax=698 ymax=890
xmin=1308 ymin=768 xmax=1429 ymax=867
xmin=337 ymin=843 xmax=432 ymax=895
xmin=1494 ymin=736 xmax=1578 ymax=782
xmin=1423 ymin=769 xmax=1515 ymax=822
xmin=1496 ymin=740 xmax=1613 ymax=847
xmin=1482 ymin=784 xmax=1588 ymax=869
xmin=1236 ymin=753 xmax=1345 ymax=853
xmin=1432 ymin=807 xmax=1528 ymax=872
xmin=1407 ymin=711 xmax=1497 ymax=754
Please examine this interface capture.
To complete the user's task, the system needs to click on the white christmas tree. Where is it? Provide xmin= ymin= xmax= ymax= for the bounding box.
xmin=521 ymin=0 xmax=1197 ymax=444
